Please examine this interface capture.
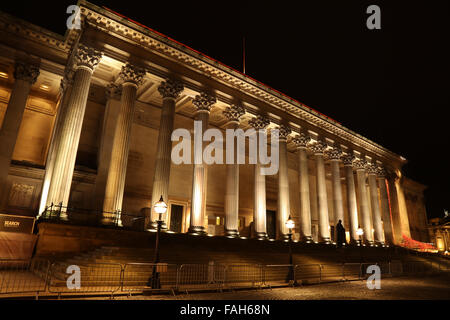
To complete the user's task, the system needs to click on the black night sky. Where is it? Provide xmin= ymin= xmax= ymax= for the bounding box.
xmin=1 ymin=0 xmax=448 ymax=219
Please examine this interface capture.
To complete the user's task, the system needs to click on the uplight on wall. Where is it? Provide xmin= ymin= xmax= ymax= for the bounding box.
xmin=0 ymin=71 xmax=8 ymax=79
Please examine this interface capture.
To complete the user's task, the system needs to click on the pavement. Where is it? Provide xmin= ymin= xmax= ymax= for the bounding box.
xmin=81 ymin=274 xmax=450 ymax=300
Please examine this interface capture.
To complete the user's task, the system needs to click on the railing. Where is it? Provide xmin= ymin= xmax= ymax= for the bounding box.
xmin=39 ymin=203 xmax=144 ymax=229
xmin=0 ymin=258 xmax=449 ymax=298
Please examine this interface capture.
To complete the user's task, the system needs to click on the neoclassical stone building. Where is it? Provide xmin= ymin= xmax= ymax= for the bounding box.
xmin=0 ymin=1 xmax=430 ymax=246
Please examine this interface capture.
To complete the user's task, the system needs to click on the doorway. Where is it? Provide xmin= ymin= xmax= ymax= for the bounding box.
xmin=169 ymin=204 xmax=183 ymax=233
xmin=266 ymin=210 xmax=276 ymax=240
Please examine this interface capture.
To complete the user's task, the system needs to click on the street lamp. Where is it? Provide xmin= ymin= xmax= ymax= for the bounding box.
xmin=285 ymin=215 xmax=297 ymax=285
xmin=149 ymin=195 xmax=167 ymax=289
xmin=356 ymin=226 xmax=364 ymax=262
xmin=356 ymin=227 xmax=364 ymax=246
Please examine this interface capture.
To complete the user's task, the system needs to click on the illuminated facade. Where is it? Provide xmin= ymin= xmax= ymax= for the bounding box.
xmin=0 ymin=1 xmax=430 ymax=246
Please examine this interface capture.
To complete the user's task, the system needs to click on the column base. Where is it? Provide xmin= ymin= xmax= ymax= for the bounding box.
xmin=320 ymin=237 xmax=332 ymax=244
xmin=375 ymin=241 xmax=386 ymax=247
xmin=188 ymin=226 xmax=207 ymax=236
xmin=255 ymin=232 xmax=268 ymax=240
xmin=225 ymin=229 xmax=239 ymax=238
xmin=301 ymin=235 xmax=314 ymax=243
xmin=365 ymin=240 xmax=376 ymax=247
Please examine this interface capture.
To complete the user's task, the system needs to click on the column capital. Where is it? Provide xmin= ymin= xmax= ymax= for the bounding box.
xmin=192 ymin=92 xmax=216 ymax=113
xmin=342 ymin=154 xmax=355 ymax=166
xmin=353 ymin=158 xmax=367 ymax=170
xmin=223 ymin=104 xmax=245 ymax=123
xmin=119 ymin=63 xmax=145 ymax=87
xmin=277 ymin=124 xmax=291 ymax=141
xmin=310 ymin=140 xmax=328 ymax=155
xmin=248 ymin=114 xmax=270 ymax=130
xmin=292 ymin=132 xmax=311 ymax=149
xmin=376 ymin=166 xmax=387 ymax=178
xmin=158 ymin=78 xmax=184 ymax=99
xmin=105 ymin=83 xmax=122 ymax=100
xmin=13 ymin=62 xmax=40 ymax=84
xmin=326 ymin=146 xmax=343 ymax=161
xmin=74 ymin=44 xmax=102 ymax=71
xmin=366 ymin=163 xmax=379 ymax=175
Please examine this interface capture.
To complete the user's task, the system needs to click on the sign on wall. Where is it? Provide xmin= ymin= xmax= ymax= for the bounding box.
xmin=0 ymin=213 xmax=35 ymax=234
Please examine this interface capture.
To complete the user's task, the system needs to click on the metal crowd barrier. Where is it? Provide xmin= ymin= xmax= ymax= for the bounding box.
xmin=262 ymin=265 xmax=296 ymax=287
xmin=122 ymin=263 xmax=178 ymax=294
xmin=224 ymin=264 xmax=263 ymax=289
xmin=176 ymin=263 xmax=226 ymax=293
xmin=294 ymin=264 xmax=322 ymax=284
xmin=0 ymin=259 xmax=49 ymax=296
xmin=47 ymin=261 xmax=123 ymax=296
xmin=1 ymin=258 xmax=449 ymax=298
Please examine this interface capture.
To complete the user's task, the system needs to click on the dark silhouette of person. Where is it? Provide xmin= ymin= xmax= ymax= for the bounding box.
xmin=336 ymin=220 xmax=346 ymax=248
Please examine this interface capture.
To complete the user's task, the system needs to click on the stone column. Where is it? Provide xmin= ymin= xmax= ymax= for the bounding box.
xmin=103 ymin=63 xmax=145 ymax=225
xmin=38 ymin=72 xmax=74 ymax=217
xmin=0 ymin=62 xmax=39 ymax=203
xmin=149 ymin=79 xmax=184 ymax=229
xmin=354 ymin=158 xmax=374 ymax=245
xmin=377 ymin=166 xmax=394 ymax=245
xmin=277 ymin=124 xmax=292 ymax=240
xmin=311 ymin=140 xmax=331 ymax=244
xmin=367 ymin=164 xmax=385 ymax=245
xmin=188 ymin=92 xmax=216 ymax=235
xmin=292 ymin=133 xmax=313 ymax=243
xmin=223 ymin=104 xmax=245 ymax=237
xmin=93 ymin=83 xmax=122 ymax=211
xmin=342 ymin=154 xmax=359 ymax=244
xmin=249 ymin=115 xmax=270 ymax=240
xmin=327 ymin=146 xmax=344 ymax=237
xmin=46 ymin=45 xmax=102 ymax=218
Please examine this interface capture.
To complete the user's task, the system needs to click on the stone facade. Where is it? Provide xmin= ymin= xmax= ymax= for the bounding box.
xmin=0 ymin=2 xmax=430 ymax=246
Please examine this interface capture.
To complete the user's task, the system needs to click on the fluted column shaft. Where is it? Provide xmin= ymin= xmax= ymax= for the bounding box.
xmin=224 ymin=121 xmax=240 ymax=236
xmin=253 ymin=160 xmax=267 ymax=239
xmin=46 ymin=66 xmax=97 ymax=217
xmin=315 ymin=153 xmax=331 ymax=243
xmin=149 ymin=79 xmax=184 ymax=229
xmin=277 ymin=134 xmax=291 ymax=240
xmin=189 ymin=111 xmax=210 ymax=234
xmin=298 ymin=147 xmax=312 ymax=242
xmin=368 ymin=170 xmax=384 ymax=244
xmin=377 ymin=174 xmax=394 ymax=244
xmin=0 ymin=62 xmax=39 ymax=203
xmin=38 ymin=78 xmax=73 ymax=216
xmin=355 ymin=167 xmax=373 ymax=244
xmin=344 ymin=163 xmax=359 ymax=243
xmin=330 ymin=159 xmax=344 ymax=228
xmin=102 ymin=83 xmax=138 ymax=224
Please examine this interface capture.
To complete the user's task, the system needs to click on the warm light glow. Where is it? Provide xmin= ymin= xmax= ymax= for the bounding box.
xmin=216 ymin=216 xmax=221 ymax=226
xmin=0 ymin=71 xmax=8 ymax=79
xmin=285 ymin=215 xmax=295 ymax=230
xmin=39 ymin=84 xmax=50 ymax=91
xmin=356 ymin=228 xmax=364 ymax=236
xmin=154 ymin=196 xmax=167 ymax=215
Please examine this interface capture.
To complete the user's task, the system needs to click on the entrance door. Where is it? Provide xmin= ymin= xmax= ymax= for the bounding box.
xmin=169 ymin=204 xmax=183 ymax=233
xmin=266 ymin=210 xmax=276 ymax=240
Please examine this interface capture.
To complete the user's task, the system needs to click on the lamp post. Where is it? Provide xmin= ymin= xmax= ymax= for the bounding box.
xmin=356 ymin=226 xmax=364 ymax=262
xmin=149 ymin=195 xmax=167 ymax=289
xmin=356 ymin=227 xmax=364 ymax=246
xmin=285 ymin=215 xmax=297 ymax=285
